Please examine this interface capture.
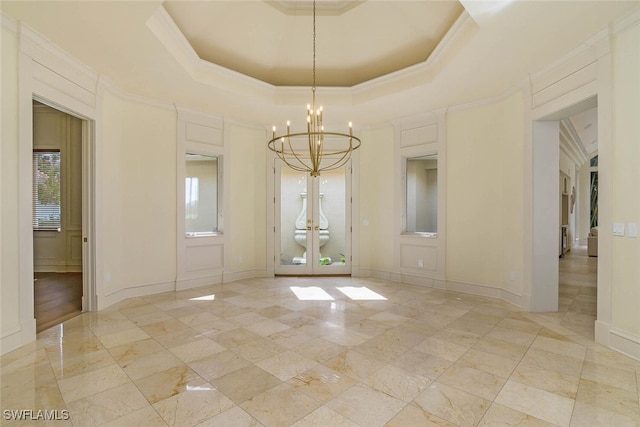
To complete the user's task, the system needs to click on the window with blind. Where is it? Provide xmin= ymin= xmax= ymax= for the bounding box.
xmin=33 ymin=150 xmax=62 ymax=231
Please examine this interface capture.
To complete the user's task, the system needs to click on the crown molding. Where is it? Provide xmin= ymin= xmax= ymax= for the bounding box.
xmin=146 ymin=4 xmax=475 ymax=109
xmin=1 ymin=10 xmax=17 ymax=33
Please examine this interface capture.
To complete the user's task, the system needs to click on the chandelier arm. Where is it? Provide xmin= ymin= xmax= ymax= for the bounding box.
xmin=288 ymin=136 xmax=315 ymax=171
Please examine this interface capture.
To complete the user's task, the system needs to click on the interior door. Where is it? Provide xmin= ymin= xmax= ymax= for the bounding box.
xmin=275 ymin=159 xmax=351 ymax=275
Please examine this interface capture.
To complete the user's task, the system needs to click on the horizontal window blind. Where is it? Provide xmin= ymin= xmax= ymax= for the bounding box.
xmin=33 ymin=150 xmax=61 ymax=231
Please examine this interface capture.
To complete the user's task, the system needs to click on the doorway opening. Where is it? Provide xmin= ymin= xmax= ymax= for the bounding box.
xmin=534 ymin=98 xmax=598 ymax=338
xmin=557 ymin=107 xmax=599 ymax=338
xmin=32 ymin=100 xmax=87 ymax=332
xmin=274 ymin=159 xmax=352 ymax=276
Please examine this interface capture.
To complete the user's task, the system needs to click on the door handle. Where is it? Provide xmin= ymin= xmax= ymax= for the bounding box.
xmin=314 ymin=226 xmax=320 ymax=231
xmin=306 ymin=226 xmax=312 ymax=230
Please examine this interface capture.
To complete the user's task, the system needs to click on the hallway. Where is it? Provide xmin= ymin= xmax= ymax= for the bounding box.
xmin=557 ymin=245 xmax=598 ymax=340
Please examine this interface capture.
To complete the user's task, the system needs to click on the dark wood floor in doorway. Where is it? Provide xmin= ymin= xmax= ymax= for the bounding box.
xmin=34 ymin=272 xmax=82 ymax=333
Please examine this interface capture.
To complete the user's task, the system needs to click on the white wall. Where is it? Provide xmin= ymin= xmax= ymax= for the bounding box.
xmin=99 ymin=91 xmax=177 ymax=306
xmin=1 ymin=21 xmax=22 ymax=352
xmin=226 ymin=124 xmax=267 ymax=278
xmin=358 ymin=125 xmax=395 ymax=275
xmin=609 ymin=19 xmax=640 ymax=338
xmin=446 ymin=92 xmax=525 ymax=301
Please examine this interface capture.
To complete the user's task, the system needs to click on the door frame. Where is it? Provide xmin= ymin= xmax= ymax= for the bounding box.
xmin=31 ymin=96 xmax=97 ymax=312
xmin=272 ymin=158 xmax=353 ymax=276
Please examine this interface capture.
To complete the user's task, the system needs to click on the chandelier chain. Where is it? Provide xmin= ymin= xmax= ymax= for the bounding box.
xmin=312 ymin=0 xmax=316 ymax=93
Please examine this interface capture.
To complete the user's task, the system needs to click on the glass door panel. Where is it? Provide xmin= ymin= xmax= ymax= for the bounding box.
xmin=316 ymin=167 xmax=348 ymax=272
xmin=275 ymin=160 xmax=351 ymax=275
xmin=277 ymin=166 xmax=311 ymax=272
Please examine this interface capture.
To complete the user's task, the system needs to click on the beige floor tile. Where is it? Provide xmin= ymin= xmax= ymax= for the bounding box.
xmin=575 ymin=378 xmax=640 ymax=420
xmin=268 ymin=328 xmax=314 ymax=349
xmin=363 ymin=363 xmax=431 ymax=403
xmin=121 ymin=349 xmax=183 ymax=381
xmin=57 ymin=363 xmax=130 ymax=403
xmin=294 ymin=338 xmax=346 ymax=363
xmin=495 ymin=380 xmax=575 ymax=426
xmin=153 ymin=387 xmax=235 ymax=426
xmin=1 ymin=373 xmax=66 ymax=410
xmin=353 ymin=334 xmax=410 ymax=363
xmin=438 ymin=363 xmax=508 ymax=401
xmin=458 ymin=348 xmax=519 ymax=378
xmin=240 ymin=383 xmax=321 ymax=427
xmin=477 ymin=403 xmax=555 ymax=427
xmin=323 ymin=349 xmax=386 ymax=380
xmin=287 ymin=364 xmax=358 ymax=403
xmin=256 ymin=350 xmax=318 ymax=381
xmin=385 ymin=403 xmax=456 ymax=427
xmin=211 ymin=365 xmax=281 ymax=404
xmin=215 ymin=328 xmax=264 ymax=349
xmin=485 ymin=326 xmax=537 ymax=346
xmin=65 ymin=383 xmax=150 ymax=426
xmin=232 ymin=336 xmax=287 ymax=363
xmin=430 ymin=327 xmax=481 ymax=348
xmin=323 ymin=328 xmax=372 ymax=346
xmin=134 ymin=364 xmax=207 ymax=404
xmin=530 ymin=335 xmax=587 ymax=360
xmin=100 ymin=406 xmax=168 ymax=427
xmin=196 ymin=406 xmax=262 ymax=427
xmin=327 ymin=383 xmax=406 ymax=427
xmin=580 ymin=359 xmax=638 ymax=392
xmin=108 ymin=337 xmax=165 ymax=366
xmin=416 ymin=336 xmax=469 ymax=362
xmin=291 ymin=405 xmax=360 ymax=427
xmin=570 ymin=400 xmax=640 ymax=427
xmin=188 ymin=350 xmax=251 ymax=381
xmin=169 ymin=337 xmax=226 ymax=363
xmin=471 ymin=335 xmax=529 ymax=361
xmin=520 ymin=347 xmax=584 ymax=377
xmin=246 ymin=318 xmax=291 ymax=337
xmin=95 ymin=326 xmax=151 ymax=349
xmin=392 ymin=348 xmax=452 ymax=380
xmin=413 ymin=381 xmax=491 ymax=427
xmin=139 ymin=318 xmax=194 ymax=337
xmin=511 ymin=362 xmax=580 ymax=399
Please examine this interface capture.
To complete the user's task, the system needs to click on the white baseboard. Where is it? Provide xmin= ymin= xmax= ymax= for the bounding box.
xmin=595 ymin=320 xmax=640 ymax=361
xmin=99 ymin=280 xmax=176 ymax=310
xmin=176 ymin=274 xmax=223 ymax=291
xmin=223 ymin=268 xmax=268 ymax=283
xmin=354 ymin=270 xmax=526 ymax=308
xmin=0 ymin=319 xmax=36 ymax=356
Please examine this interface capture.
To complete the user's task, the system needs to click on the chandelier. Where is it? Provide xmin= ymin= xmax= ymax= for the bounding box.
xmin=268 ymin=0 xmax=361 ymax=177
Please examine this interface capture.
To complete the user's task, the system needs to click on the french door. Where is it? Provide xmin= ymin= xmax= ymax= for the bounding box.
xmin=275 ymin=159 xmax=352 ymax=275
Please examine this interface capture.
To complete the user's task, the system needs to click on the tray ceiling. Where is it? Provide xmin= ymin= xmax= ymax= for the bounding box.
xmin=163 ymin=0 xmax=464 ymax=87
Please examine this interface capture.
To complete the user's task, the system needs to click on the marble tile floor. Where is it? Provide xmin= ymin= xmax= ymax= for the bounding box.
xmin=1 ymin=275 xmax=639 ymax=426
xmin=556 ymin=245 xmax=598 ymax=340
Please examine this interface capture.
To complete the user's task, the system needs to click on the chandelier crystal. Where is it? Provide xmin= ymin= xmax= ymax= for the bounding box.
xmin=268 ymin=0 xmax=361 ymax=177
